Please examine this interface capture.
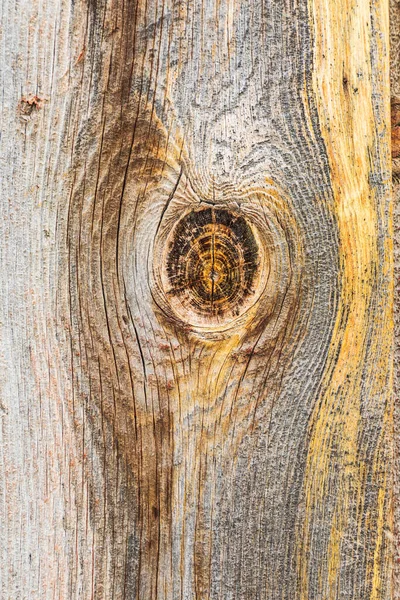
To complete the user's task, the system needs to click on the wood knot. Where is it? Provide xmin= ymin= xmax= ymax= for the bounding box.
xmin=160 ymin=207 xmax=267 ymax=329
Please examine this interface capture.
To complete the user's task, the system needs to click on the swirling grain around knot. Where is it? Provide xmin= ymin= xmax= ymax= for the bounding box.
xmin=152 ymin=185 xmax=305 ymax=343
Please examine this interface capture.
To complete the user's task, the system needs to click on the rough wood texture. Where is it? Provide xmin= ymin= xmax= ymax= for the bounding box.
xmin=391 ymin=0 xmax=400 ymax=595
xmin=0 ymin=0 xmax=392 ymax=598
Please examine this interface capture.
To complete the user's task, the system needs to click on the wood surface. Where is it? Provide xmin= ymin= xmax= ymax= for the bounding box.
xmin=0 ymin=0 xmax=393 ymax=598
xmin=390 ymin=0 xmax=400 ymax=594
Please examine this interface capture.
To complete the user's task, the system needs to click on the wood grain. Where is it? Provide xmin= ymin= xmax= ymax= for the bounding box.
xmin=390 ymin=0 xmax=400 ymax=594
xmin=0 ymin=0 xmax=392 ymax=597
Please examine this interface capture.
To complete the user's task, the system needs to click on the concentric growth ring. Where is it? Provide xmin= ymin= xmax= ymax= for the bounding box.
xmin=161 ymin=208 xmax=266 ymax=328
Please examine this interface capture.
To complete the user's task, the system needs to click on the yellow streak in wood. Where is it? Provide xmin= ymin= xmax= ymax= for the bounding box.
xmin=370 ymin=482 xmax=386 ymax=600
xmin=298 ymin=0 xmax=392 ymax=596
xmin=327 ymin=514 xmax=340 ymax=595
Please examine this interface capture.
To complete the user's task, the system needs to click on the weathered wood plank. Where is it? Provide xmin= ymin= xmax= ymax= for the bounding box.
xmin=390 ymin=0 xmax=400 ymax=594
xmin=0 ymin=0 xmax=392 ymax=597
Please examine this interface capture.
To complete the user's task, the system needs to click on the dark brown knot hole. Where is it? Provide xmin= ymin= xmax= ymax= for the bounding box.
xmin=164 ymin=207 xmax=261 ymax=324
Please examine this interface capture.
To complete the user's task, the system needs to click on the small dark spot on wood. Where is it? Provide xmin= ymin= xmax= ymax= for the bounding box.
xmin=105 ymin=26 xmax=120 ymax=38
xmin=75 ymin=47 xmax=86 ymax=65
xmin=19 ymin=94 xmax=45 ymax=118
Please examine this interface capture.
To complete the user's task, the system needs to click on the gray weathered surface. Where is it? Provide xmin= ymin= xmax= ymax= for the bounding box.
xmin=391 ymin=0 xmax=400 ymax=594
xmin=0 ymin=0 xmax=392 ymax=598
